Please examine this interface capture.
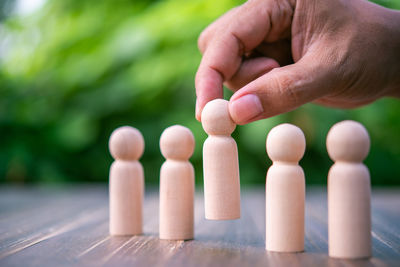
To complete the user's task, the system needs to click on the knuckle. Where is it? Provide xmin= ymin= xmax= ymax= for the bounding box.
xmin=197 ymin=31 xmax=208 ymax=53
xmin=269 ymin=69 xmax=299 ymax=105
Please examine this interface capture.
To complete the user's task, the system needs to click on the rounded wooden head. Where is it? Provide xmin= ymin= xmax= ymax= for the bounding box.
xmin=160 ymin=125 xmax=195 ymax=160
xmin=109 ymin=126 xmax=144 ymax=160
xmin=266 ymin=123 xmax=306 ymax=163
xmin=327 ymin=120 xmax=370 ymax=162
xmin=201 ymin=99 xmax=236 ymax=135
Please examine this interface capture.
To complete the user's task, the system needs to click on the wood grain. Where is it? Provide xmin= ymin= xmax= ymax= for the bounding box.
xmin=0 ymin=185 xmax=399 ymax=267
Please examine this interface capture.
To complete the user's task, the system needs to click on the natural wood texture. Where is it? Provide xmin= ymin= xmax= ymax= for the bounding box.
xmin=202 ymin=99 xmax=241 ymax=220
xmin=327 ymin=120 xmax=372 ymax=259
xmin=109 ymin=126 xmax=144 ymax=235
xmin=0 ymin=186 xmax=399 ymax=267
xmin=159 ymin=125 xmax=195 ymax=240
xmin=266 ymin=124 xmax=306 ymax=252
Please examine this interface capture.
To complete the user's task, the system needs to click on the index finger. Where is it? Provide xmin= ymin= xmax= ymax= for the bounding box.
xmin=195 ymin=33 xmax=242 ymax=120
xmin=195 ymin=0 xmax=273 ymax=121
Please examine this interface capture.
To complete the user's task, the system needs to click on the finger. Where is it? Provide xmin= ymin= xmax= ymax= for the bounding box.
xmin=225 ymin=57 xmax=279 ymax=91
xmin=198 ymin=7 xmax=239 ymax=54
xmin=195 ymin=32 xmax=243 ymax=120
xmin=195 ymin=1 xmax=274 ymax=120
xmin=199 ymin=0 xmax=294 ymax=54
xmin=195 ymin=63 xmax=224 ymax=121
xmin=228 ymin=54 xmax=333 ymax=125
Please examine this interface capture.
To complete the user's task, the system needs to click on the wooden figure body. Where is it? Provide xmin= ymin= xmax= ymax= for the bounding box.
xmin=265 ymin=123 xmax=305 ymax=252
xmin=201 ymin=99 xmax=240 ymax=220
xmin=327 ymin=120 xmax=371 ymax=259
xmin=159 ymin=125 xmax=195 ymax=240
xmin=109 ymin=126 xmax=144 ymax=236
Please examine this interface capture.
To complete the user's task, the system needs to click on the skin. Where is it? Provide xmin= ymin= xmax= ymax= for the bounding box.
xmin=195 ymin=0 xmax=400 ymax=125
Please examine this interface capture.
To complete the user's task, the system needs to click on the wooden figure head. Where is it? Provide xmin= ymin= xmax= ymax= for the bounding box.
xmin=160 ymin=125 xmax=195 ymax=160
xmin=327 ymin=120 xmax=370 ymax=163
xmin=266 ymin=123 xmax=306 ymax=163
xmin=201 ymin=99 xmax=236 ymax=136
xmin=109 ymin=126 xmax=144 ymax=161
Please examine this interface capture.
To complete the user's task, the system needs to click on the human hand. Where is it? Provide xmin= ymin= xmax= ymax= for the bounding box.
xmin=195 ymin=0 xmax=400 ymax=124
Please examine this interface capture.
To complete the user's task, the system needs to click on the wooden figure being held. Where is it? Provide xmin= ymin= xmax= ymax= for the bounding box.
xmin=201 ymin=99 xmax=240 ymax=220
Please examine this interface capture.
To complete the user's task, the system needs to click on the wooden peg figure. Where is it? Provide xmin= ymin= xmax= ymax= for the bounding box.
xmin=201 ymin=99 xmax=240 ymax=220
xmin=265 ymin=123 xmax=305 ymax=252
xmin=109 ymin=126 xmax=144 ymax=236
xmin=327 ymin=120 xmax=371 ymax=259
xmin=159 ymin=125 xmax=195 ymax=240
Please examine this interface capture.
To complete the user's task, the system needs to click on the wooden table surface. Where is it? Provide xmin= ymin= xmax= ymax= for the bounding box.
xmin=0 ymin=185 xmax=399 ymax=267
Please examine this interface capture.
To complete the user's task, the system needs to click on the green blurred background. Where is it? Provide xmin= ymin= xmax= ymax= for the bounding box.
xmin=0 ymin=0 xmax=399 ymax=185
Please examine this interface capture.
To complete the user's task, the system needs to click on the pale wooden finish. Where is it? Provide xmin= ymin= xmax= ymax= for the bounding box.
xmin=201 ymin=99 xmax=240 ymax=220
xmin=109 ymin=126 xmax=144 ymax=236
xmin=265 ymin=123 xmax=306 ymax=252
xmin=159 ymin=125 xmax=195 ymax=240
xmin=0 ymin=186 xmax=399 ymax=267
xmin=327 ymin=120 xmax=371 ymax=259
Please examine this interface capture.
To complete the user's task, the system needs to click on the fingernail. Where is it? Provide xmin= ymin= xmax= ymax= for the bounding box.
xmin=230 ymin=94 xmax=263 ymax=124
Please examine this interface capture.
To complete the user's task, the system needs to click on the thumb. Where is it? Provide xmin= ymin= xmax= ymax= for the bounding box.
xmin=228 ymin=55 xmax=332 ymax=125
